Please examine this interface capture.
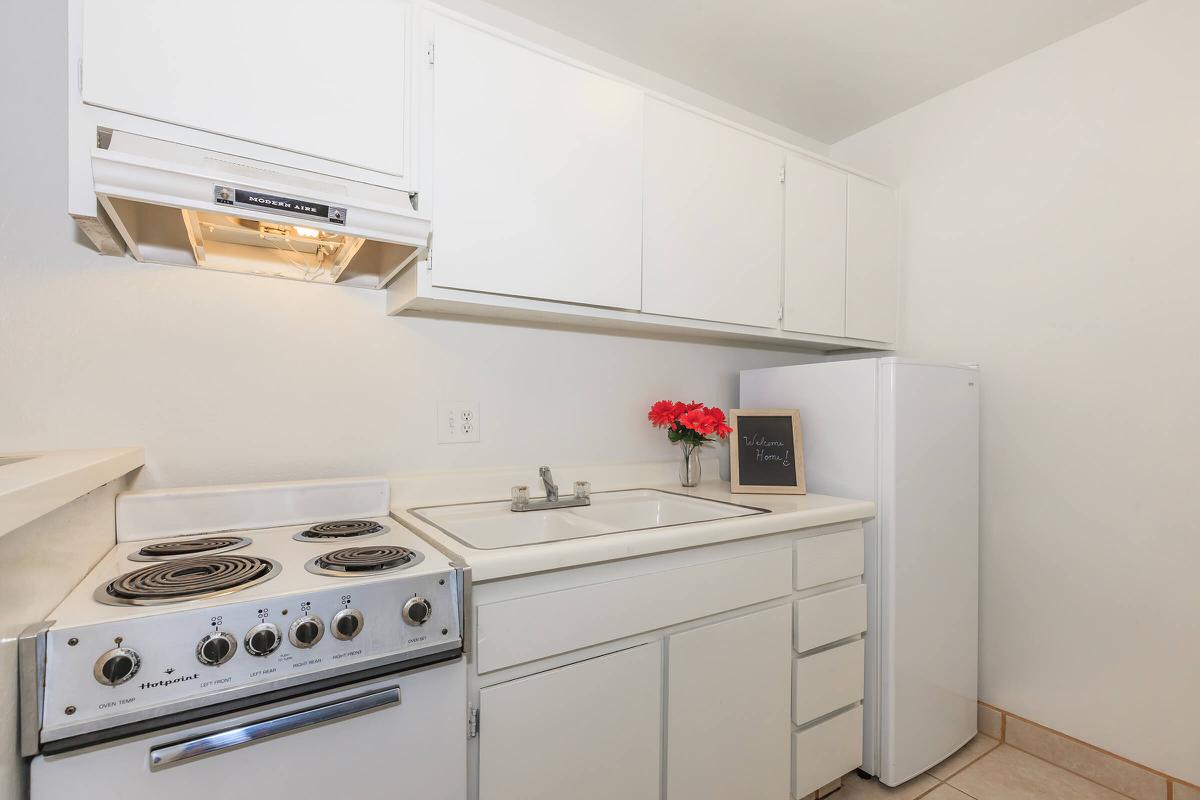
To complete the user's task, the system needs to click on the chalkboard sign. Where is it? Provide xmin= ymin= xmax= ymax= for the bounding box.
xmin=729 ymin=409 xmax=806 ymax=494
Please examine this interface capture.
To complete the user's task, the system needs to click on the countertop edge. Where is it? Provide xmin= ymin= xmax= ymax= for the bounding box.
xmin=0 ymin=447 xmax=145 ymax=540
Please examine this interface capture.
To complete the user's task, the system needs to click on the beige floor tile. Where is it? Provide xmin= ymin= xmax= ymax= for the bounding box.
xmin=977 ymin=704 xmax=1003 ymax=740
xmin=923 ymin=787 xmax=974 ymax=800
xmin=1004 ymin=716 xmax=1167 ymax=800
xmin=839 ymin=770 xmax=941 ymax=800
xmin=948 ymin=745 xmax=1129 ymax=800
xmin=928 ymin=733 xmax=1001 ymax=780
xmin=1173 ymin=783 xmax=1200 ymax=800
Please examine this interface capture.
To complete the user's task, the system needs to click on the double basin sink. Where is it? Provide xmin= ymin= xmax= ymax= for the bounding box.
xmin=410 ymin=488 xmax=767 ymax=549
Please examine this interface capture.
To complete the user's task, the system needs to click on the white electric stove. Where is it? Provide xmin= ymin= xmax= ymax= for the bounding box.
xmin=20 ymin=477 xmax=466 ymax=800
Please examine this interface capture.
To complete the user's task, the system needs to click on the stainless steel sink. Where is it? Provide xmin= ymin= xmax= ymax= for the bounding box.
xmin=410 ymin=488 xmax=767 ymax=549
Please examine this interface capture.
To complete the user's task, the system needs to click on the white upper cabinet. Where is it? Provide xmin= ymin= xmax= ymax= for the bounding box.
xmin=846 ymin=175 xmax=899 ymax=343
xmin=642 ymin=99 xmax=784 ymax=328
xmin=428 ymin=16 xmax=644 ymax=310
xmin=80 ymin=0 xmax=412 ymax=179
xmin=783 ymin=155 xmax=848 ymax=337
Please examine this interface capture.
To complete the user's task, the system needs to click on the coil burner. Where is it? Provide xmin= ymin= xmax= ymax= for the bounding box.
xmin=292 ymin=520 xmax=387 ymax=543
xmin=96 ymin=555 xmax=280 ymax=606
xmin=306 ymin=545 xmax=423 ymax=577
xmin=128 ymin=536 xmax=252 ymax=562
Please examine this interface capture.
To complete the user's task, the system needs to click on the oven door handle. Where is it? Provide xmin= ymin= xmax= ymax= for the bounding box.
xmin=149 ymin=686 xmax=400 ymax=770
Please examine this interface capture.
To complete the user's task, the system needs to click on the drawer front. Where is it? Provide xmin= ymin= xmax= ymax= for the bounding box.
xmin=476 ymin=548 xmax=793 ymax=673
xmin=793 ymin=525 xmax=864 ymax=590
xmin=793 ymin=639 xmax=865 ymax=726
xmin=792 ymin=705 xmax=864 ymax=799
xmin=793 ymin=584 xmax=867 ymax=654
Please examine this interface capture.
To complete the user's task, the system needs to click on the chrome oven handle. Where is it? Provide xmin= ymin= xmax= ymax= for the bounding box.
xmin=149 ymin=686 xmax=400 ymax=770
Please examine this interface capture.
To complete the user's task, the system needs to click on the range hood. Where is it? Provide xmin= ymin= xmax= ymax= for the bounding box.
xmin=76 ymin=131 xmax=429 ymax=288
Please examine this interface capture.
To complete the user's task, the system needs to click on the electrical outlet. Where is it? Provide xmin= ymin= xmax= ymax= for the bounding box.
xmin=438 ymin=403 xmax=480 ymax=444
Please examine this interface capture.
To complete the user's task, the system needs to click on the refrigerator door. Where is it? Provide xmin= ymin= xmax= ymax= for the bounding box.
xmin=878 ymin=361 xmax=979 ymax=785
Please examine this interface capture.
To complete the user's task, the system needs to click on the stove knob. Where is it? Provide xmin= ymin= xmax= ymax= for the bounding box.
xmin=93 ymin=647 xmax=140 ymax=686
xmin=196 ymin=631 xmax=237 ymax=666
xmin=402 ymin=597 xmax=432 ymax=626
xmin=331 ymin=608 xmax=364 ymax=641
xmin=244 ymin=623 xmax=281 ymax=657
xmin=289 ymin=615 xmax=325 ymax=649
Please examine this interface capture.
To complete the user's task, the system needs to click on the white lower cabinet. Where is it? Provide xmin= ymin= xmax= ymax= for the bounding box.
xmin=666 ymin=604 xmax=793 ymax=800
xmin=470 ymin=525 xmax=867 ymax=800
xmin=793 ymin=705 xmax=865 ymax=797
xmin=477 ymin=644 xmax=662 ymax=800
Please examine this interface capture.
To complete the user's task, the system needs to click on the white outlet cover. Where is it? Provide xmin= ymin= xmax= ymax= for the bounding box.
xmin=438 ymin=402 xmax=480 ymax=444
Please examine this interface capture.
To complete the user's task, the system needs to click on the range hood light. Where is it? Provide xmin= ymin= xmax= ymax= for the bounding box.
xmin=292 ymin=225 xmax=321 ymax=239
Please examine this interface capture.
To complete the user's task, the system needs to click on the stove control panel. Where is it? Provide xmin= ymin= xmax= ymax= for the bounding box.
xmin=39 ymin=567 xmax=461 ymax=745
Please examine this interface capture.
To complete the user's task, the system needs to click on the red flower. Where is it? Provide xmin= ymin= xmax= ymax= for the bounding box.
xmin=648 ymin=400 xmax=679 ymax=428
xmin=705 ymin=406 xmax=733 ymax=438
xmin=679 ymin=408 xmax=717 ymax=435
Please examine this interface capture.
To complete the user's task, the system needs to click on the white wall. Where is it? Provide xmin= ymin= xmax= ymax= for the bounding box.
xmin=0 ymin=2 xmax=812 ymax=491
xmin=832 ymin=0 xmax=1199 ymax=782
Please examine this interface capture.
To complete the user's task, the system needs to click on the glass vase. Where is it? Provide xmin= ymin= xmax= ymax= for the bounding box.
xmin=678 ymin=443 xmax=702 ymax=487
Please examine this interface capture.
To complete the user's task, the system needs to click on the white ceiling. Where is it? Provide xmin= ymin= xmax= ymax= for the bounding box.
xmin=478 ymin=0 xmax=1147 ymax=143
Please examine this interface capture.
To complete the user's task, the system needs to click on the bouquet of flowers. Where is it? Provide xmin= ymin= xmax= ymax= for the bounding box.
xmin=647 ymin=400 xmax=733 ymax=487
xmin=647 ymin=400 xmax=734 ymax=444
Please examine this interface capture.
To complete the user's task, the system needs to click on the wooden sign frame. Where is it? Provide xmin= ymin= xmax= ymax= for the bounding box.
xmin=729 ymin=409 xmax=806 ymax=495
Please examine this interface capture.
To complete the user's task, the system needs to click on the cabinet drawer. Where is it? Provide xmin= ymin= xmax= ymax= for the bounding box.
xmin=792 ymin=705 xmax=864 ymax=799
xmin=793 ymin=525 xmax=864 ymax=590
xmin=476 ymin=548 xmax=793 ymax=673
xmin=793 ymin=639 xmax=865 ymax=726
xmin=793 ymin=584 xmax=867 ymax=654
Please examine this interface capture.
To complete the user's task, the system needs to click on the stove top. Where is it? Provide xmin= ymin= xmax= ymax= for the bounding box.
xmin=30 ymin=495 xmax=462 ymax=752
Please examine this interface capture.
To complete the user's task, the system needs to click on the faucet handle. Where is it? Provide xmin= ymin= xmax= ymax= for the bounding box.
xmin=573 ymin=480 xmax=591 ymax=499
xmin=511 ymin=485 xmax=529 ymax=506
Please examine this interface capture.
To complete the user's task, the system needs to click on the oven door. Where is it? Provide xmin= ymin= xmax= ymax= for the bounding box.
xmin=31 ymin=658 xmax=465 ymax=800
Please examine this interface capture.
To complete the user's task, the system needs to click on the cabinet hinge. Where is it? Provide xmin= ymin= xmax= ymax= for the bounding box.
xmin=778 ymin=166 xmax=786 ymax=183
xmin=425 ymin=249 xmax=433 ymax=271
xmin=467 ymin=705 xmax=479 ymax=738
xmin=77 ymin=59 xmax=83 ymax=95
xmin=778 ymin=304 xmax=784 ymax=322
xmin=426 ymin=42 xmax=435 ymax=66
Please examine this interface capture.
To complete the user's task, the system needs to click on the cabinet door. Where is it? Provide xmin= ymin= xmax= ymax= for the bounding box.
xmin=666 ymin=605 xmax=792 ymax=800
xmin=845 ymin=175 xmax=899 ymax=342
xmin=783 ymin=156 xmax=847 ymax=337
xmin=478 ymin=644 xmax=662 ymax=800
xmin=81 ymin=0 xmax=412 ymax=178
xmin=642 ymin=99 xmax=784 ymax=328
xmin=430 ymin=17 xmax=643 ymax=310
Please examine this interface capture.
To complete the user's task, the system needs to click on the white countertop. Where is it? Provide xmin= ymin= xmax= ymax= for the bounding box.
xmin=388 ymin=458 xmax=875 ymax=581
xmin=0 ymin=447 xmax=144 ymax=539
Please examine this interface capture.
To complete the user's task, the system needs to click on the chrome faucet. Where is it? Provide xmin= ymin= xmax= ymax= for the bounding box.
xmin=511 ymin=466 xmax=591 ymax=512
xmin=540 ymin=466 xmax=559 ymax=502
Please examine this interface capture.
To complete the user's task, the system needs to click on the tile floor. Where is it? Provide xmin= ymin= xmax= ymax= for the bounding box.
xmin=835 ymin=733 xmax=1139 ymax=800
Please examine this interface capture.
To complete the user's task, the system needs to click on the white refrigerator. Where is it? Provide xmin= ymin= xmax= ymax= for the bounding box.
xmin=740 ymin=358 xmax=979 ymax=786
